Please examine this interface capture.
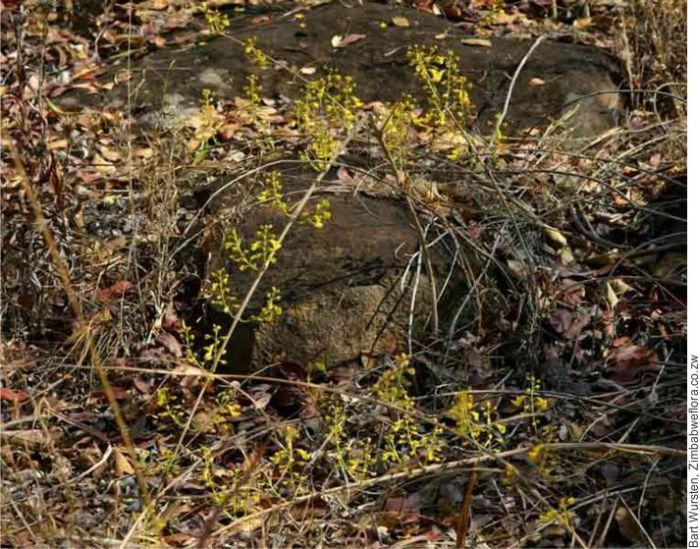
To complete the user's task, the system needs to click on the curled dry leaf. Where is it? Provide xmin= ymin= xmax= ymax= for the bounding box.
xmin=606 ymin=281 xmax=619 ymax=309
xmin=610 ymin=278 xmax=632 ymax=296
xmin=560 ymin=246 xmax=575 ymax=265
xmin=331 ymin=33 xmax=366 ymax=48
xmin=544 ymin=226 xmax=568 ymax=247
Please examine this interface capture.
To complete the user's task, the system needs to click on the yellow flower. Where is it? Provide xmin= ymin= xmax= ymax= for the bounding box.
xmin=528 ymin=444 xmax=543 ymax=463
xmin=429 ymin=68 xmax=445 ymax=83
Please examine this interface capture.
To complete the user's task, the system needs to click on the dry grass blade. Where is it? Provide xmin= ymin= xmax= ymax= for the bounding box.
xmin=7 ymin=141 xmax=152 ymax=508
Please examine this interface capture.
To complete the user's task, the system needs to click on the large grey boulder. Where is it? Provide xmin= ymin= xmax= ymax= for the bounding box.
xmin=201 ymin=165 xmax=474 ymax=372
xmin=61 ymin=2 xmax=623 ymax=138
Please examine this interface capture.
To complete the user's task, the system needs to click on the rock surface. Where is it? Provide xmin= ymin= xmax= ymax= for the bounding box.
xmin=62 ymin=2 xmax=623 ymax=138
xmin=202 ymin=165 xmax=470 ymax=371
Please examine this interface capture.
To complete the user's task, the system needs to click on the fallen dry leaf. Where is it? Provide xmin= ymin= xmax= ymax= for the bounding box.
xmin=133 ymin=377 xmax=153 ymax=394
xmin=392 ymin=16 xmax=411 ymax=27
xmin=162 ymin=533 xmax=198 ymax=546
xmin=573 ymin=17 xmax=593 ymax=29
xmin=461 ymin=38 xmax=492 ymax=47
xmin=489 ymin=11 xmax=520 ymax=25
xmin=611 ymin=344 xmax=657 ymax=381
xmin=544 ymin=226 xmax=568 ymax=247
xmin=507 ymin=259 xmax=528 ymax=278
xmin=549 ymin=308 xmax=573 ymax=334
xmin=0 ymin=388 xmax=30 ymax=404
xmin=114 ymin=447 xmax=135 ymax=476
xmin=1 ymin=429 xmax=59 ymax=448
xmin=99 ymin=145 xmax=121 ymax=162
xmin=156 ymin=331 xmax=183 ymax=358
xmin=49 ymin=138 xmax=69 ymax=150
xmin=172 ymin=363 xmax=211 ymax=389
xmin=91 ymin=153 xmax=116 ymax=175
xmin=331 ymin=33 xmax=366 ymax=48
xmin=91 ymin=386 xmax=130 ymax=400
xmin=134 ymin=147 xmax=154 ymax=159
xmin=560 ymin=246 xmax=575 ymax=265
xmin=564 ymin=310 xmax=592 ymax=340
xmin=606 ymin=281 xmax=619 ymax=309
xmin=98 ymin=280 xmax=133 ymax=302
xmin=558 ymin=279 xmax=585 ymax=307
xmin=615 ymin=505 xmax=646 ymax=544
xmin=161 ymin=303 xmax=183 ymax=333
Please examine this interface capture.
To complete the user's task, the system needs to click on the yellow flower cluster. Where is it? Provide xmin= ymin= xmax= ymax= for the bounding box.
xmin=407 ymin=45 xmax=472 ymax=128
xmin=293 ymin=72 xmax=363 ymax=169
xmin=243 ymin=37 xmax=270 ymax=68
xmin=449 ymin=391 xmax=506 ymax=447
